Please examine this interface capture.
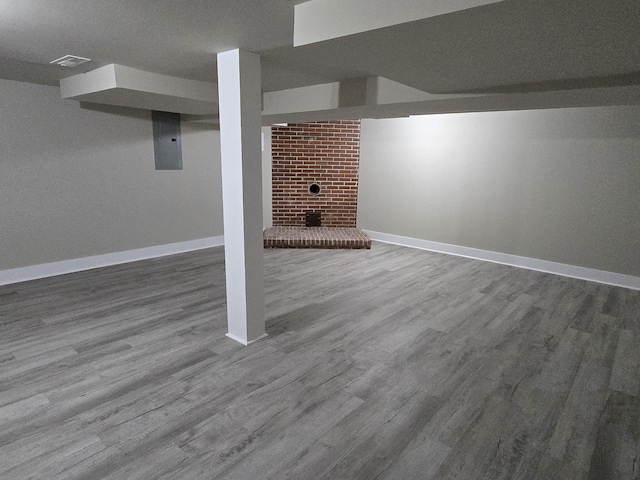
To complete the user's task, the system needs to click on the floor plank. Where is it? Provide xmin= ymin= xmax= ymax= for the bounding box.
xmin=0 ymin=242 xmax=638 ymax=479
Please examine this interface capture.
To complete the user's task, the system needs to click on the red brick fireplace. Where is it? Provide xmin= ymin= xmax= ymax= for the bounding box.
xmin=271 ymin=120 xmax=361 ymax=227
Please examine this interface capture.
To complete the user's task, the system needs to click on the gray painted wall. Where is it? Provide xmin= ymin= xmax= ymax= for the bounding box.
xmin=357 ymin=106 xmax=640 ymax=277
xmin=0 ymin=79 xmax=223 ymax=271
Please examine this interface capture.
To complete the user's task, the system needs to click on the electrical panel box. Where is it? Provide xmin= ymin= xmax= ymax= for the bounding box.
xmin=152 ymin=111 xmax=182 ymax=170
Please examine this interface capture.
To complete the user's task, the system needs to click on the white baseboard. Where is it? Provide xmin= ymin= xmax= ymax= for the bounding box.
xmin=0 ymin=236 xmax=224 ymax=287
xmin=363 ymin=230 xmax=640 ymax=291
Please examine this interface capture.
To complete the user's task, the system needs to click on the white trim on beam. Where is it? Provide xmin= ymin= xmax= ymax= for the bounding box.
xmin=364 ymin=230 xmax=640 ymax=291
xmin=0 ymin=236 xmax=224 ymax=286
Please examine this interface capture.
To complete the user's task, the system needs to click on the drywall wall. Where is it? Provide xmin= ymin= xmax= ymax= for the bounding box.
xmin=357 ymin=106 xmax=640 ymax=277
xmin=0 ymin=79 xmax=222 ymax=271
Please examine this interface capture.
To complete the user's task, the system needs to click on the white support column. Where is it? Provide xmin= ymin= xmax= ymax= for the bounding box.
xmin=217 ymin=49 xmax=266 ymax=346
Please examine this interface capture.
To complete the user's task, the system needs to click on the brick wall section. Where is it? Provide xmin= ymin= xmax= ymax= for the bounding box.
xmin=271 ymin=120 xmax=361 ymax=227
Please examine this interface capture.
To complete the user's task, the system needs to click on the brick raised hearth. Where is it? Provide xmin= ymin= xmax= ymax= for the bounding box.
xmin=263 ymin=227 xmax=371 ymax=249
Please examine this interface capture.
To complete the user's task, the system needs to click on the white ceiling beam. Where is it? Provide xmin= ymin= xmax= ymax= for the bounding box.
xmin=294 ymin=0 xmax=505 ymax=46
xmin=262 ymin=76 xmax=475 ymax=118
xmin=60 ymin=64 xmax=218 ymax=115
xmin=262 ymin=85 xmax=640 ymax=125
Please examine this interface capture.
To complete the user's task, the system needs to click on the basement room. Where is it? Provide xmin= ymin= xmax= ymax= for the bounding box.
xmin=1 ymin=1 xmax=639 ymax=479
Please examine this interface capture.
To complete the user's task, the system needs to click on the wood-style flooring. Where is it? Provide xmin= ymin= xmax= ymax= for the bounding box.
xmin=1 ymin=242 xmax=639 ymax=479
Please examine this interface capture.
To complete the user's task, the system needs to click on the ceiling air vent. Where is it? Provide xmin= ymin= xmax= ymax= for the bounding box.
xmin=50 ymin=55 xmax=91 ymax=67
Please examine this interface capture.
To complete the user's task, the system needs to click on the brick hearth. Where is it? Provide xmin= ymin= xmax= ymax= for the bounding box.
xmin=263 ymin=226 xmax=371 ymax=249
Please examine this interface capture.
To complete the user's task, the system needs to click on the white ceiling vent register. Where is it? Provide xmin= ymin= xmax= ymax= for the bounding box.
xmin=50 ymin=55 xmax=91 ymax=67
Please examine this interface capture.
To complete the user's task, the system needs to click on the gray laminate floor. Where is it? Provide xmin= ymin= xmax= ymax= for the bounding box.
xmin=1 ymin=242 xmax=639 ymax=479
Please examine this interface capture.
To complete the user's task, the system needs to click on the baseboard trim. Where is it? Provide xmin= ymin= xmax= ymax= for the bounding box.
xmin=363 ymin=230 xmax=640 ymax=291
xmin=0 ymin=236 xmax=224 ymax=286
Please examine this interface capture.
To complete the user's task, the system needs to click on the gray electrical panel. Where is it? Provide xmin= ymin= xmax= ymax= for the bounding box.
xmin=152 ymin=111 xmax=182 ymax=170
